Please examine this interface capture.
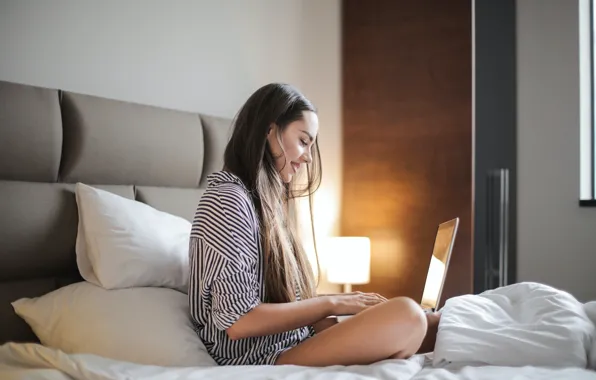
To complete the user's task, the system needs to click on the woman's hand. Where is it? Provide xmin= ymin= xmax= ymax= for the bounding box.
xmin=327 ymin=292 xmax=387 ymax=316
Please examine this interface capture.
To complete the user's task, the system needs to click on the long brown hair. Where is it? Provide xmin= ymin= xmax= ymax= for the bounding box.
xmin=223 ymin=83 xmax=322 ymax=303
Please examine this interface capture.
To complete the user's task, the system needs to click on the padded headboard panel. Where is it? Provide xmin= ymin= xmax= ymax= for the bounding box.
xmin=0 ymin=80 xmax=232 ymax=343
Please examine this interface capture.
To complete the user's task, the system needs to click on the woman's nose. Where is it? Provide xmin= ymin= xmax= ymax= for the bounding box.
xmin=302 ymin=150 xmax=313 ymax=164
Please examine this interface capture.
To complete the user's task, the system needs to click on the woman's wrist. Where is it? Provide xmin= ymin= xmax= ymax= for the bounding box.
xmin=321 ymin=295 xmax=337 ymax=316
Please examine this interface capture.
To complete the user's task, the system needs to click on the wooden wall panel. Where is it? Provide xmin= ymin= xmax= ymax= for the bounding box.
xmin=341 ymin=0 xmax=473 ymax=304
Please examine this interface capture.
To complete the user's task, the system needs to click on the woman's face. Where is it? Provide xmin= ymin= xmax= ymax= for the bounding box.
xmin=267 ymin=111 xmax=319 ymax=183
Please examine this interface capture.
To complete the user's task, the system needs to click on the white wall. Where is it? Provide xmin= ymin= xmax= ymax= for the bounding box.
xmin=0 ymin=0 xmax=341 ymax=291
xmin=517 ymin=0 xmax=596 ymax=301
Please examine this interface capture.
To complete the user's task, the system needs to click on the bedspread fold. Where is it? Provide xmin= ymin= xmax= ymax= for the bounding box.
xmin=433 ymin=282 xmax=596 ymax=368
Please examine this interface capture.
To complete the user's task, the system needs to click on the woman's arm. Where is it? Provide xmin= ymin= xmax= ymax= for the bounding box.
xmin=226 ymin=293 xmax=384 ymax=340
xmin=308 ymin=292 xmax=387 ymax=334
xmin=227 ymin=296 xmax=333 ymax=340
xmin=312 ymin=316 xmax=339 ymax=333
xmin=318 ymin=292 xmax=388 ymax=301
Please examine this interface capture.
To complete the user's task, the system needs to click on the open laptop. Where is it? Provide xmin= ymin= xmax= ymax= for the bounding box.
xmin=337 ymin=217 xmax=459 ymax=321
xmin=420 ymin=217 xmax=459 ymax=312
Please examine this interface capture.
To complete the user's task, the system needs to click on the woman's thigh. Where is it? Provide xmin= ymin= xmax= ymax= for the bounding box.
xmin=275 ymin=297 xmax=428 ymax=367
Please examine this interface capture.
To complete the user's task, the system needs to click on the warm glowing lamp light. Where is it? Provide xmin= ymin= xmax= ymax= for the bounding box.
xmin=325 ymin=237 xmax=371 ymax=293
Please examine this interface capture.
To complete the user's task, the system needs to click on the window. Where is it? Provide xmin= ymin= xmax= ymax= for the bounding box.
xmin=580 ymin=0 xmax=596 ymax=205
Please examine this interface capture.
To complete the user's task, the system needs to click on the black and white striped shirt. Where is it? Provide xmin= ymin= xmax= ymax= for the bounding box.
xmin=189 ymin=171 xmax=313 ymax=366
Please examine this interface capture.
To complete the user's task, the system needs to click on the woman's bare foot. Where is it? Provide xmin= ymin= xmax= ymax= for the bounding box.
xmin=416 ymin=311 xmax=441 ymax=354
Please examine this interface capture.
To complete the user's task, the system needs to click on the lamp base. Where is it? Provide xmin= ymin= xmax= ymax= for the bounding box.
xmin=343 ymin=283 xmax=352 ymax=293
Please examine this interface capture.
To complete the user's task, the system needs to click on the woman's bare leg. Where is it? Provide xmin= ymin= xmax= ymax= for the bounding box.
xmin=275 ymin=297 xmax=428 ymax=367
xmin=416 ymin=311 xmax=441 ymax=354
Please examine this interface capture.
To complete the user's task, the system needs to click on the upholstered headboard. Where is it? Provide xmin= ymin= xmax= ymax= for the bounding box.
xmin=0 ymin=80 xmax=232 ymax=343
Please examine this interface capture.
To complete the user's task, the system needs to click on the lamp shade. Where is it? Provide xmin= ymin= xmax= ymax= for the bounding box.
xmin=325 ymin=237 xmax=371 ymax=285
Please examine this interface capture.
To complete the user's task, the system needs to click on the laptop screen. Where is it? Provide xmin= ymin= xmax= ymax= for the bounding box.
xmin=420 ymin=218 xmax=459 ymax=310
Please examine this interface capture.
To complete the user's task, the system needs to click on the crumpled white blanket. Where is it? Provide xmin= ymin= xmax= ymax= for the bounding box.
xmin=433 ymin=282 xmax=596 ymax=368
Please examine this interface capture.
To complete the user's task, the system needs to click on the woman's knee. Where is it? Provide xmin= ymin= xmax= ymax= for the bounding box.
xmin=382 ymin=297 xmax=428 ymax=357
xmin=385 ymin=297 xmax=428 ymax=334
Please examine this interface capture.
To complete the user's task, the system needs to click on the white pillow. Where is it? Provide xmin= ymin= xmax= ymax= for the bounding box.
xmin=12 ymin=282 xmax=216 ymax=367
xmin=75 ymin=182 xmax=191 ymax=291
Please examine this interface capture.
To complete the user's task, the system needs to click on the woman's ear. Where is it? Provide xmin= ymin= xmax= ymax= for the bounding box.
xmin=268 ymin=123 xmax=277 ymax=136
xmin=266 ymin=123 xmax=276 ymax=146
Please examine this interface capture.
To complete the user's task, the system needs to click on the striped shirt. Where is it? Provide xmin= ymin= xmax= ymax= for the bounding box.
xmin=189 ymin=171 xmax=313 ymax=366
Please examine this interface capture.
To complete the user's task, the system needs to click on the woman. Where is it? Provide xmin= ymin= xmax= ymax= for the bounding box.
xmin=189 ymin=83 xmax=440 ymax=367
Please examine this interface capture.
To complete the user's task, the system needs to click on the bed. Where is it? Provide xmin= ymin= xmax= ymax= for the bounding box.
xmin=1 ymin=79 xmax=595 ymax=379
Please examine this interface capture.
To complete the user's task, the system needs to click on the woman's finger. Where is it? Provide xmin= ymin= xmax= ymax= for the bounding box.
xmin=376 ymin=293 xmax=388 ymax=302
xmin=363 ymin=296 xmax=383 ymax=305
xmin=362 ymin=292 xmax=386 ymax=301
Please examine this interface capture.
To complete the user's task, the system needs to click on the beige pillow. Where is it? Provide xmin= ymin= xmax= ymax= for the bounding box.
xmin=12 ymin=282 xmax=215 ymax=367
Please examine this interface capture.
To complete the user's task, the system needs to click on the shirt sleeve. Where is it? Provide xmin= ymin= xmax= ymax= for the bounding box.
xmin=211 ymin=260 xmax=260 ymax=331
xmin=194 ymin=183 xmax=262 ymax=331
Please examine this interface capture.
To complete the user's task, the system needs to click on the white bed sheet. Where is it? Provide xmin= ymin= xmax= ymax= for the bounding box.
xmin=414 ymin=365 xmax=596 ymax=380
xmin=1 ymin=343 xmax=596 ymax=380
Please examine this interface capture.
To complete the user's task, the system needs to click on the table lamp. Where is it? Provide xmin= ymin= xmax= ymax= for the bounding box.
xmin=325 ymin=237 xmax=371 ymax=293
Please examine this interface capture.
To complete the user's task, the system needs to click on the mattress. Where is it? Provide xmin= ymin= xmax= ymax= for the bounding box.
xmin=1 ymin=343 xmax=595 ymax=380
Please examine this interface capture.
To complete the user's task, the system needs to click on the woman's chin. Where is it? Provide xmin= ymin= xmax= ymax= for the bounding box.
xmin=282 ymin=173 xmax=293 ymax=183
xmin=277 ymin=168 xmax=296 ymax=183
